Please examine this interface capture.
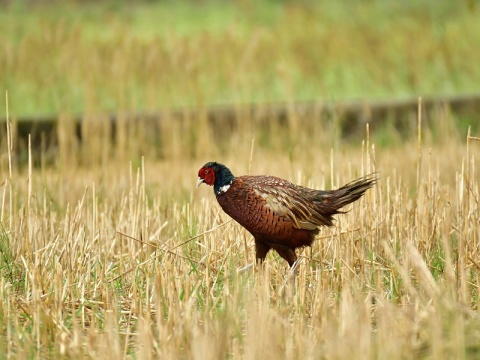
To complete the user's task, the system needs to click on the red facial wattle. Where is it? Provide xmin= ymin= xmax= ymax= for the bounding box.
xmin=198 ymin=167 xmax=216 ymax=186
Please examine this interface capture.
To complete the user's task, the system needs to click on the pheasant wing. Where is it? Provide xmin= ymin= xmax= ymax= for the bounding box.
xmin=247 ymin=176 xmax=334 ymax=229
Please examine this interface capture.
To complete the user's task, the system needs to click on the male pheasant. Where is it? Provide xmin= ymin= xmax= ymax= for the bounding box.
xmin=197 ymin=162 xmax=376 ymax=267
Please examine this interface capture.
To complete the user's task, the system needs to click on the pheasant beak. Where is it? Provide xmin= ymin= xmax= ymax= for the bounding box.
xmin=196 ymin=177 xmax=205 ymax=188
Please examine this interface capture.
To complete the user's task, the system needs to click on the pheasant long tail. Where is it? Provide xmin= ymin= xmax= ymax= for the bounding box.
xmin=329 ymin=173 xmax=376 ymax=211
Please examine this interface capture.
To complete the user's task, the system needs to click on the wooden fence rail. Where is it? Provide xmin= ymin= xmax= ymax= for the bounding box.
xmin=2 ymin=93 xmax=480 ymax=153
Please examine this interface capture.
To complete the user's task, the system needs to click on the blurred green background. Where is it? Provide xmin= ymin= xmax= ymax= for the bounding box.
xmin=1 ymin=0 xmax=479 ymax=117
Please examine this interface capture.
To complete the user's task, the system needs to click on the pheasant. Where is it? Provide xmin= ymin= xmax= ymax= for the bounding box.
xmin=197 ymin=162 xmax=376 ymax=267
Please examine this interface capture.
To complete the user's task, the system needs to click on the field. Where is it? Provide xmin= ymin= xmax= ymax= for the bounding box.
xmin=1 ymin=1 xmax=480 ymax=359
xmin=1 ymin=106 xmax=479 ymax=358
xmin=2 ymin=0 xmax=480 ymax=116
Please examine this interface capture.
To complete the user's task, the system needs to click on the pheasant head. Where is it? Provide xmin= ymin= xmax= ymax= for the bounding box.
xmin=197 ymin=162 xmax=235 ymax=195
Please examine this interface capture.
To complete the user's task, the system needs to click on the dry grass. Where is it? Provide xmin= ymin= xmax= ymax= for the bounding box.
xmin=0 ymin=104 xmax=479 ymax=358
xmin=2 ymin=2 xmax=479 ymax=358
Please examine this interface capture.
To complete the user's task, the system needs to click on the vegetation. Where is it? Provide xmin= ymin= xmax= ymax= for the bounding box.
xmin=0 ymin=103 xmax=479 ymax=357
xmin=1 ymin=0 xmax=480 ymax=116
xmin=1 ymin=1 xmax=480 ymax=358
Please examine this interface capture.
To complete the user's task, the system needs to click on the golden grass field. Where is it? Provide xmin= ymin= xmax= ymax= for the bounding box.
xmin=0 ymin=105 xmax=479 ymax=358
xmin=1 ymin=1 xmax=480 ymax=358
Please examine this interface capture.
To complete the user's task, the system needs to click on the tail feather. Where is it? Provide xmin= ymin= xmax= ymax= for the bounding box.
xmin=331 ymin=173 xmax=377 ymax=210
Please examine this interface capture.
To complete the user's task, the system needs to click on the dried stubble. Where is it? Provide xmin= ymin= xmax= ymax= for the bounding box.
xmin=0 ymin=110 xmax=479 ymax=358
xmin=1 ymin=2 xmax=480 ymax=358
